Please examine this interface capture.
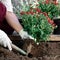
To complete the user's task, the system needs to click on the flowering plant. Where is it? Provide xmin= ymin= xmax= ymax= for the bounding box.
xmin=20 ymin=0 xmax=59 ymax=43
xmin=38 ymin=0 xmax=59 ymax=19
xmin=20 ymin=9 xmax=56 ymax=43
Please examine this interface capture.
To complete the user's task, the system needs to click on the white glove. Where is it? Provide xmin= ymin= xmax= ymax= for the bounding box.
xmin=0 ymin=30 xmax=12 ymax=51
xmin=19 ymin=29 xmax=34 ymax=39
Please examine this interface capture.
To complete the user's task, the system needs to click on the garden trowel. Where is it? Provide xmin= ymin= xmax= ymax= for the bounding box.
xmin=11 ymin=43 xmax=27 ymax=55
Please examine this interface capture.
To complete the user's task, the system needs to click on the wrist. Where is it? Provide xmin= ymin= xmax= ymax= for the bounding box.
xmin=19 ymin=29 xmax=25 ymax=38
xmin=19 ymin=29 xmax=24 ymax=35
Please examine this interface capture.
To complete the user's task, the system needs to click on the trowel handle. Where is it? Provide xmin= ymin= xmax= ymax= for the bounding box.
xmin=11 ymin=43 xmax=27 ymax=55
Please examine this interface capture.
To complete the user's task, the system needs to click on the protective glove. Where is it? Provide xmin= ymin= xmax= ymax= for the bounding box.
xmin=19 ymin=29 xmax=34 ymax=39
xmin=0 ymin=30 xmax=12 ymax=51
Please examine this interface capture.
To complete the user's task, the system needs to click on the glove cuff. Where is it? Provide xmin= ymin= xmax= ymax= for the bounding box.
xmin=19 ymin=29 xmax=23 ymax=35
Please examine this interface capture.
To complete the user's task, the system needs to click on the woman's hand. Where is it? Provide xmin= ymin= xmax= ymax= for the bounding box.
xmin=19 ymin=29 xmax=34 ymax=39
xmin=0 ymin=30 xmax=12 ymax=51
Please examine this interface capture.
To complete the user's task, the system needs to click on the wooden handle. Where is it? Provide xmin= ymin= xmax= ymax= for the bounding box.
xmin=12 ymin=44 xmax=27 ymax=55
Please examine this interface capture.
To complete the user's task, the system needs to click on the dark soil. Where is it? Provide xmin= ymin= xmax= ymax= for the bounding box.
xmin=0 ymin=39 xmax=60 ymax=60
xmin=0 ymin=46 xmax=37 ymax=60
xmin=23 ymin=39 xmax=60 ymax=60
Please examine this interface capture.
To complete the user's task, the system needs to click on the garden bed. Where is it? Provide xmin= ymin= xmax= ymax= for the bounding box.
xmin=0 ymin=35 xmax=60 ymax=60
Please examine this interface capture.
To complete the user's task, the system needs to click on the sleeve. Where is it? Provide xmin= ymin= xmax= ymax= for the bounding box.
xmin=1 ymin=0 xmax=13 ymax=12
xmin=0 ymin=2 xmax=6 ymax=21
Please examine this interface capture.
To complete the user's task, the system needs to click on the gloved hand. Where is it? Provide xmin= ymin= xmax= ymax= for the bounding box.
xmin=19 ymin=29 xmax=34 ymax=39
xmin=0 ymin=30 xmax=12 ymax=51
